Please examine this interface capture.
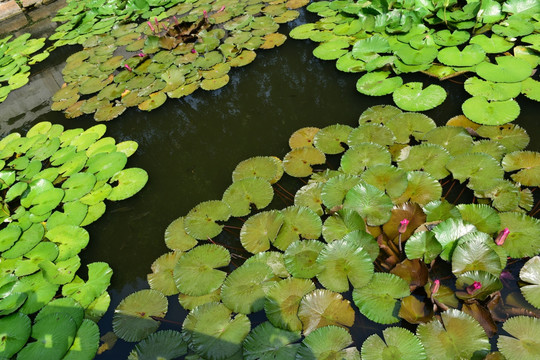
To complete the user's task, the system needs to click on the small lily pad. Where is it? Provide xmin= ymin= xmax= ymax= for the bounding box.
xmin=393 ymin=82 xmax=447 ymax=111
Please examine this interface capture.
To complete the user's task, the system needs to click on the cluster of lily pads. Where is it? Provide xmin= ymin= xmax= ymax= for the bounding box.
xmin=108 ymin=105 xmax=539 ymax=359
xmin=50 ymin=0 xmax=308 ymax=121
xmin=0 ymin=34 xmax=50 ymax=103
xmin=0 ymin=121 xmax=148 ymax=359
xmin=290 ymin=0 xmax=540 ymax=124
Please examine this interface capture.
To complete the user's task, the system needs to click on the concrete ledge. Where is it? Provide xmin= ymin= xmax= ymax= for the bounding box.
xmin=0 ymin=1 xmax=23 ymax=22
xmin=21 ymin=0 xmax=42 ymax=8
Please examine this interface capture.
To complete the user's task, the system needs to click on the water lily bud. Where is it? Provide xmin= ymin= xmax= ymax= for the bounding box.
xmin=154 ymin=17 xmax=160 ymax=31
xmin=431 ymin=279 xmax=440 ymax=295
xmin=495 ymin=228 xmax=510 ymax=246
xmin=147 ymin=21 xmax=155 ymax=33
xmin=218 ymin=5 xmax=226 ymax=12
xmin=398 ymin=219 xmax=410 ymax=234
xmin=191 ymin=49 xmax=197 ymax=54
xmin=466 ymin=281 xmax=482 ymax=295
xmin=137 ymin=52 xmax=145 ymax=57
xmin=203 ymin=10 xmax=208 ymax=18
xmin=173 ymin=16 xmax=179 ymax=25
xmin=124 ymin=64 xmax=132 ymax=72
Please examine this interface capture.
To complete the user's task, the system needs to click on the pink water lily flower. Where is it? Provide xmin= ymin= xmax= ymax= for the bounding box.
xmin=203 ymin=10 xmax=208 ymax=18
xmin=191 ymin=48 xmax=197 ymax=54
xmin=137 ymin=52 xmax=145 ymax=57
xmin=466 ymin=281 xmax=482 ymax=295
xmin=398 ymin=218 xmax=409 ymax=234
xmin=431 ymin=279 xmax=440 ymax=295
xmin=495 ymin=228 xmax=510 ymax=246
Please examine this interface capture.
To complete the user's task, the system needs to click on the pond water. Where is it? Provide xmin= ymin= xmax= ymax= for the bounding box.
xmin=1 ymin=8 xmax=539 ymax=358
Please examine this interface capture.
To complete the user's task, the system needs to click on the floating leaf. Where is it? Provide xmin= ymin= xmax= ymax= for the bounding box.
xmin=222 ymin=178 xmax=273 ymax=217
xmin=498 ymin=212 xmax=540 ymax=258
xmin=498 ymin=316 xmax=540 ymax=360
xmin=464 ymin=77 xmax=521 ymax=101
xmin=476 ymin=56 xmax=533 ymax=83
xmin=283 ymin=147 xmax=326 ymax=177
xmin=184 ymin=200 xmax=231 ymax=240
xmin=296 ymin=326 xmax=360 ymax=360
xmin=313 ymin=124 xmax=352 ymax=155
xmin=298 ymin=289 xmax=355 ymax=335
xmin=393 ymin=82 xmax=447 ymax=111
xmin=361 ymin=327 xmax=426 ymax=360
xmin=273 ymin=206 xmax=322 ymax=251
xmin=243 ymin=322 xmax=300 ymax=360
xmin=519 ymin=256 xmax=540 ymax=309
xmin=344 ymin=183 xmax=393 ymax=226
xmin=128 ymin=330 xmax=187 ymax=360
xmin=462 ymin=96 xmax=520 ymax=125
xmin=502 ymin=151 xmax=540 ymax=187
xmin=356 ymin=71 xmax=403 ymax=96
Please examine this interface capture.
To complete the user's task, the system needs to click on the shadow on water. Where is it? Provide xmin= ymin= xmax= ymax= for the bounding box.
xmin=1 ymin=7 xmax=539 ymax=359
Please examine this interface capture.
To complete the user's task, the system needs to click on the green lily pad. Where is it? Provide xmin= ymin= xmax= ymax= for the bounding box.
xmin=222 ymin=177 xmax=273 ymax=217
xmin=232 ymin=156 xmax=283 ymax=184
xmin=498 ymin=316 xmax=540 ymax=360
xmin=0 ymin=312 xmax=31 ymax=359
xmin=283 ymin=147 xmax=326 ymax=178
xmin=128 ymin=330 xmax=187 ymax=360
xmin=463 ymin=96 xmax=520 ymax=125
xmin=417 ymin=309 xmax=489 ymax=360
xmin=356 ymin=71 xmax=403 ymax=96
xmin=432 ymin=218 xmax=477 ymax=261
xmin=147 ymin=251 xmax=184 ymax=296
xmin=393 ymin=82 xmax=447 ymax=111
xmin=397 ymin=144 xmax=451 ymax=179
xmin=296 ymin=326 xmax=360 ymax=359
xmin=284 ymin=240 xmax=325 ymax=278
xmin=347 ymin=123 xmax=396 ymax=147
xmin=316 ymin=238 xmax=374 ymax=292
xmin=164 ymin=217 xmax=198 ymax=252
xmin=273 ymin=206 xmax=322 ymax=251
xmin=313 ymin=124 xmax=353 ymax=155
xmin=62 ymin=262 xmax=112 ymax=308
xmin=386 ymin=112 xmax=436 ymax=143
xmin=470 ymin=34 xmax=514 ymax=53
xmin=447 ymin=152 xmax=504 ymax=191
xmin=452 ymin=236 xmax=502 ymax=276
xmin=464 ymin=77 xmax=522 ymax=101
xmin=358 ymin=105 xmax=402 ymax=125
xmin=243 ymin=322 xmax=300 ymax=360
xmin=437 ymin=45 xmax=485 ymax=67
xmin=184 ymin=200 xmax=231 ymax=240
xmin=295 ymin=182 xmax=325 ymax=216
xmin=313 ymin=39 xmax=350 ymax=60
xmin=321 ymin=208 xmax=366 ymax=243
xmin=502 ymin=151 xmax=540 ymax=187
xmin=173 ymin=244 xmax=230 ymax=296
xmin=353 ymin=273 xmax=410 ymax=324
xmin=498 ymin=212 xmax=540 ymax=258
xmin=457 ymin=204 xmax=500 ymax=234
xmin=455 ymin=270 xmax=503 ymax=301
xmin=343 ymin=182 xmax=393 ymax=226
xmin=108 ymin=167 xmax=148 ymax=201
xmin=476 ymin=56 xmax=533 ymax=83
xmin=405 ymin=230 xmax=443 ymax=263
xmin=265 ymin=277 xmax=315 ymax=332
xmin=433 ymin=29 xmax=470 ymax=46
xmin=240 ymin=210 xmax=284 ymax=254
xmin=361 ymin=327 xmax=426 ymax=360
xmin=113 ymin=289 xmax=168 ymax=342
xmin=340 ymin=143 xmax=392 ymax=175
xmin=221 ymin=262 xmax=277 ymax=314
xmin=519 ymin=256 xmax=540 ymax=309
xmin=298 ymin=289 xmax=355 ymax=335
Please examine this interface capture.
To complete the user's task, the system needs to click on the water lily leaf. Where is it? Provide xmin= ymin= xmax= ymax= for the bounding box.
xmin=200 ymin=74 xmax=230 ymax=90
xmin=296 ymin=326 xmax=360 ymax=360
xmin=322 ymin=208 xmax=366 ymax=243
xmin=173 ymin=244 xmax=230 ymax=296
xmin=393 ymin=82 xmax=447 ymax=111
xmin=393 ymin=171 xmax=442 ymax=206
xmin=476 ymin=56 xmax=533 ymax=83
xmin=456 ymin=204 xmax=500 ymax=234
xmin=3 ymin=223 xmax=44 ymax=259
xmin=240 ymin=210 xmax=284 ymax=254
xmin=386 ymin=112 xmax=436 ymax=143
xmin=340 ymin=143 xmax=392 ymax=175
xmin=232 ymin=156 xmax=283 ymax=184
xmin=437 ymin=45 xmax=485 ymax=67
xmin=452 ymin=236 xmax=502 ymax=276
xmin=8 ymin=72 xmax=30 ymax=90
xmin=464 ymin=77 xmax=522 ymax=101
xmin=348 ymin=123 xmax=396 ymax=148
xmin=353 ymin=272 xmax=410 ymax=324
xmin=398 ymin=295 xmax=434 ymax=324
xmin=397 ymin=144 xmax=451 ymax=179
xmin=498 ymin=316 xmax=540 ymax=360
xmin=274 ymin=206 xmax=322 ymax=251
xmin=342 ymin=230 xmax=380 ymax=262
xmin=455 ymin=270 xmax=503 ymax=301
xmin=344 ymin=182 xmax=393 ymax=226
xmin=201 ymin=63 xmax=230 ymax=80
xmin=295 ymin=182 xmax=325 ymax=216
xmin=313 ymin=124 xmax=353 ymax=155
xmin=182 ymin=302 xmax=250 ymax=360
xmin=108 ymin=168 xmax=148 ymax=201
xmin=492 ymin=15 xmax=534 ymax=37
xmin=394 ymin=44 xmax=438 ymax=65
xmin=113 ymin=289 xmax=167 ymax=342
xmin=289 ymin=127 xmax=319 ymax=149
xmin=336 ymin=52 xmax=366 ymax=72
xmin=148 ymin=251 xmax=183 ymax=296
xmin=243 ymin=322 xmax=300 ymax=360
xmin=221 ymin=262 xmax=277 ymax=314
xmin=39 ymin=255 xmax=81 ymax=285
xmin=316 ymin=238 xmax=374 ymax=292
xmin=502 ymin=151 xmax=540 ymax=187
xmin=433 ymin=29 xmax=470 ymax=46
xmin=283 ymin=146 xmax=325 ymax=178
xmin=260 ymin=33 xmax=287 ymax=49
xmin=229 ymin=50 xmax=256 ymax=67
xmin=243 ymin=251 xmax=289 ymax=279
xmin=499 ymin=212 xmax=540 ymax=258
xmin=178 ymin=289 xmax=221 ymax=311
xmin=320 ymin=174 xmax=361 ymax=209
xmin=0 ymin=223 xmax=22 ymax=252
xmin=417 ymin=309 xmax=489 ymax=360
xmin=283 ymin=240 xmax=325 ymax=279
xmin=128 ymin=330 xmax=187 ymax=360
xmin=432 ymin=218 xmax=476 ymax=261
xmin=12 ymin=271 xmax=58 ymax=314
xmin=62 ymin=262 xmax=112 ymax=308
xmin=17 ymin=313 xmax=77 ymax=360
xmin=361 ymin=327 xmax=426 ymax=360
xmin=519 ymin=256 xmax=540 ymax=309
xmin=520 ymin=77 xmax=540 ymax=101
xmin=34 ymin=297 xmax=83 ymax=328
xmin=356 ymin=71 xmax=403 ymax=96
xmin=222 ymin=177 xmax=273 ymax=217
xmin=476 ymin=124 xmax=529 ymax=152
xmin=0 ymin=312 xmax=31 ymax=358
xmin=470 ymin=34 xmax=514 ymax=53
xmin=358 ymin=104 xmax=402 ymax=125
xmin=184 ymin=200 xmax=231 ymax=240
xmin=313 ymin=39 xmax=350 ymax=60
xmin=463 ymin=96 xmax=520 ymax=125
xmin=298 ymin=289 xmax=355 ymax=335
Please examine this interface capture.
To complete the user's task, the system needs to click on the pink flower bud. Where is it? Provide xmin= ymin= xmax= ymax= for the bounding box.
xmin=137 ymin=52 xmax=145 ymax=57
xmin=173 ymin=16 xmax=179 ymax=25
xmin=218 ymin=5 xmax=225 ymax=12
xmin=431 ymin=279 xmax=440 ymax=295
xmin=155 ymin=17 xmax=160 ymax=31
xmin=203 ymin=10 xmax=208 ymax=18
xmin=466 ymin=281 xmax=482 ymax=295
xmin=495 ymin=228 xmax=510 ymax=246
xmin=124 ymin=64 xmax=132 ymax=72
xmin=147 ymin=21 xmax=155 ymax=33
xmin=191 ymin=48 xmax=197 ymax=53
xmin=398 ymin=219 xmax=410 ymax=234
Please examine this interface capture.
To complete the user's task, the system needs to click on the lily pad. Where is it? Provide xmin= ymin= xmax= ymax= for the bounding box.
xmin=361 ymin=327 xmax=426 ymax=360
xmin=356 ymin=71 xmax=403 ymax=96
xmin=243 ymin=322 xmax=300 ymax=360
xmin=297 ymin=289 xmax=355 ymax=335
xmin=519 ymin=256 xmax=540 ymax=309
xmin=296 ymin=326 xmax=360 ymax=360
xmin=498 ymin=316 xmax=540 ymax=360
xmin=476 ymin=56 xmax=533 ymax=83
xmin=393 ymin=82 xmax=447 ymax=111
xmin=240 ymin=210 xmax=284 ymax=254
xmin=183 ymin=200 xmax=231 ymax=240
xmin=343 ymin=182 xmax=393 ymax=226
xmin=463 ymin=96 xmax=520 ymax=125
xmin=283 ymin=147 xmax=326 ymax=178
xmin=222 ymin=177 xmax=273 ymax=217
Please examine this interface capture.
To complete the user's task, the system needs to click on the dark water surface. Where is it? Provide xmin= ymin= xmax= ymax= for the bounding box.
xmin=1 ymin=9 xmax=539 ymax=358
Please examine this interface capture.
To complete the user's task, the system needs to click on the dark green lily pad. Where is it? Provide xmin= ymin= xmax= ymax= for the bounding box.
xmin=361 ymin=327 xmax=426 ymax=360
xmin=476 ymin=56 xmax=533 ymax=83
xmin=393 ymin=82 xmax=447 ymax=111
